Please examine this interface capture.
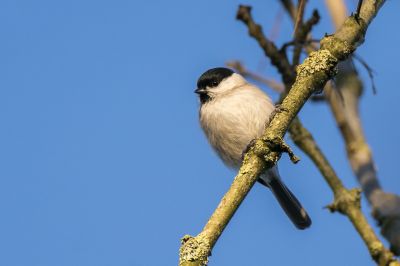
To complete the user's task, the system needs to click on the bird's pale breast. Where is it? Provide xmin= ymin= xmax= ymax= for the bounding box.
xmin=200 ymin=84 xmax=275 ymax=168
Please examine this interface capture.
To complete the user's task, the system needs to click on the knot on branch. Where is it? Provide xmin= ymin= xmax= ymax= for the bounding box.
xmin=320 ymin=35 xmax=354 ymax=60
xmin=256 ymin=137 xmax=300 ymax=165
xmin=236 ymin=5 xmax=251 ymax=22
xmin=327 ymin=188 xmax=361 ymax=214
xmin=296 ymin=50 xmax=338 ymax=78
xmin=179 ymin=235 xmax=210 ymax=266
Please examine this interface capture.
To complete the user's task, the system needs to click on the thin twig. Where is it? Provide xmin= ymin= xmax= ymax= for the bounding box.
xmin=292 ymin=9 xmax=320 ymax=66
xmin=293 ymin=0 xmax=307 ymax=36
xmin=234 ymin=6 xmax=296 ymax=85
xmin=280 ymin=0 xmax=297 ymax=21
xmin=269 ymin=8 xmax=284 ymax=41
xmin=353 ymin=54 xmax=377 ymax=94
xmin=226 ymin=61 xmax=285 ymax=93
xmin=229 ymin=61 xmax=324 ymax=102
xmin=281 ymin=39 xmax=320 ymax=51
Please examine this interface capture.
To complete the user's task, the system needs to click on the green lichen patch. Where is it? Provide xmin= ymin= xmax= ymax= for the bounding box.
xmin=179 ymin=235 xmax=210 ymax=266
xmin=320 ymin=35 xmax=354 ymax=60
xmin=296 ymin=50 xmax=338 ymax=80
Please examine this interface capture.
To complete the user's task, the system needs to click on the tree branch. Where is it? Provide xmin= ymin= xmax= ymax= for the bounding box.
xmin=293 ymin=0 xmax=307 ymax=37
xmin=226 ymin=61 xmax=285 ymax=93
xmin=280 ymin=0 xmax=297 ymax=22
xmin=292 ymin=9 xmax=320 ymax=66
xmin=325 ymin=0 xmax=347 ymax=29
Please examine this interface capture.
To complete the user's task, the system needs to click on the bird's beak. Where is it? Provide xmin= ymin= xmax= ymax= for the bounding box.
xmin=194 ymin=88 xmax=207 ymax=94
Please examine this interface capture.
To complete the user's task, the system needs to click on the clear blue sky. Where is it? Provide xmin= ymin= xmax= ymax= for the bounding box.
xmin=1 ymin=1 xmax=399 ymax=265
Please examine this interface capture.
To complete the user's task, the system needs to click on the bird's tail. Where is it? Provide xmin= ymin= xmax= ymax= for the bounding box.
xmin=259 ymin=169 xmax=311 ymax=230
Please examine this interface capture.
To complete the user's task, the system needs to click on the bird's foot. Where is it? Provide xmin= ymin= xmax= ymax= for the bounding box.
xmin=241 ymin=139 xmax=257 ymax=161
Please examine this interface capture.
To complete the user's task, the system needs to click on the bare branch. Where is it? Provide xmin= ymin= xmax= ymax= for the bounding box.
xmin=228 ymin=61 xmax=326 ymax=103
xmin=353 ymin=54 xmax=377 ymax=94
xmin=226 ymin=61 xmax=285 ymax=93
xmin=292 ymin=9 xmax=320 ymax=66
xmin=325 ymin=0 xmax=347 ymax=28
xmin=293 ymin=0 xmax=307 ymax=36
xmin=280 ymin=0 xmax=297 ymax=21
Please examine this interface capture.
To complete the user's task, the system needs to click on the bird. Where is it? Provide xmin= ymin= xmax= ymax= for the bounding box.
xmin=195 ymin=67 xmax=311 ymax=229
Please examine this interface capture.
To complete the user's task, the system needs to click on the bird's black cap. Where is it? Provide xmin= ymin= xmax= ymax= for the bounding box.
xmin=196 ymin=67 xmax=234 ymax=90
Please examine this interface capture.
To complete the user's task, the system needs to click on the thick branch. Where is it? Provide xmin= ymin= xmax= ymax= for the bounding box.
xmin=179 ymin=1 xmax=391 ymax=265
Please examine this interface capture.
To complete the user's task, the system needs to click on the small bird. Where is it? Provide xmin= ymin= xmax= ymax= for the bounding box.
xmin=195 ymin=67 xmax=311 ymax=229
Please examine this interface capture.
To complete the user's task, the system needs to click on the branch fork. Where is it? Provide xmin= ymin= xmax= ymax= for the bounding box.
xmin=327 ymin=188 xmax=362 ymax=214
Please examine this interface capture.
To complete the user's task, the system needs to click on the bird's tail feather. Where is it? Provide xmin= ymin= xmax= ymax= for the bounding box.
xmin=260 ymin=171 xmax=311 ymax=230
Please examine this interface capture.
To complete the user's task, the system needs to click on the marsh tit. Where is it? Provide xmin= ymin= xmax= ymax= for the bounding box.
xmin=195 ymin=67 xmax=311 ymax=229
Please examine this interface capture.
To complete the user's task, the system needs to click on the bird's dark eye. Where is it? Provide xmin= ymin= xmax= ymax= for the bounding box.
xmin=211 ymin=81 xmax=218 ymax=87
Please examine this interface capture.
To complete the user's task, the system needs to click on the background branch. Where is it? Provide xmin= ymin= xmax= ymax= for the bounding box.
xmin=226 ymin=61 xmax=285 ymax=93
xmin=280 ymin=0 xmax=297 ymax=21
xmin=324 ymin=0 xmax=400 ymax=255
xmin=293 ymin=0 xmax=307 ymax=36
xmin=292 ymin=9 xmax=320 ymax=67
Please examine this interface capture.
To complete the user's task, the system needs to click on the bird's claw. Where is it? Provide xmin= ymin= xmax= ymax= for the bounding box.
xmin=241 ymin=139 xmax=258 ymax=161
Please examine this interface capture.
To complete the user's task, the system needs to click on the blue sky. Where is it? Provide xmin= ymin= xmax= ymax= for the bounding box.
xmin=1 ymin=0 xmax=399 ymax=265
